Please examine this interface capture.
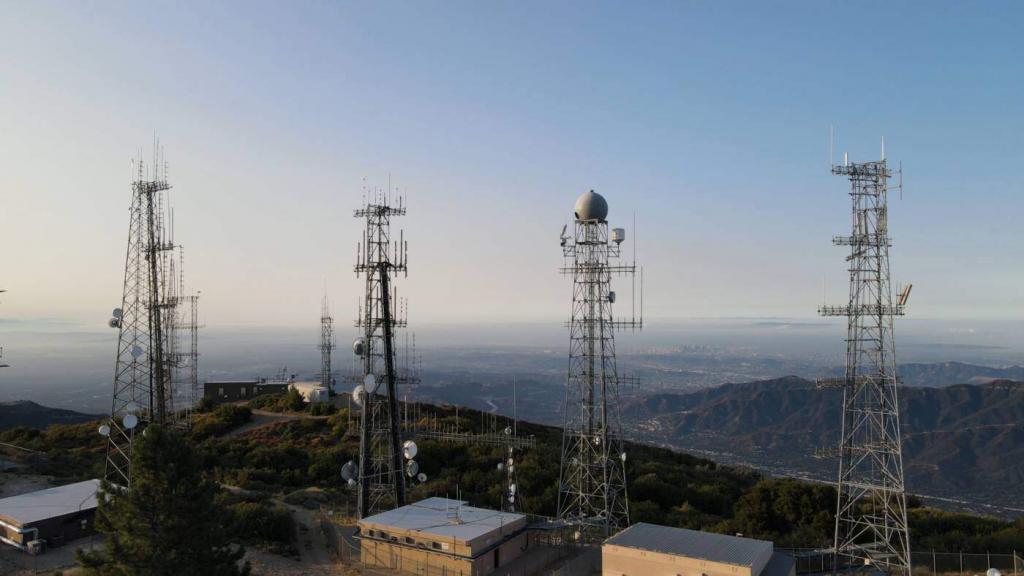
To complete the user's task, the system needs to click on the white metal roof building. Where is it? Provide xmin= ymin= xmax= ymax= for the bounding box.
xmin=0 ymin=479 xmax=100 ymax=552
xmin=603 ymin=522 xmax=795 ymax=576
xmin=358 ymin=497 xmax=530 ymax=575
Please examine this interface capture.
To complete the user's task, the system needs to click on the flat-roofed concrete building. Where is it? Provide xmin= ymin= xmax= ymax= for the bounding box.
xmin=0 ymin=479 xmax=100 ymax=553
xmin=203 ymin=380 xmax=289 ymax=403
xmin=602 ymin=522 xmax=795 ymax=576
xmin=358 ymin=497 xmax=529 ymax=575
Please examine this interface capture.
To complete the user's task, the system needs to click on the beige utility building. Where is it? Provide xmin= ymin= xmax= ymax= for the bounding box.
xmin=358 ymin=497 xmax=529 ymax=575
xmin=602 ymin=522 xmax=795 ymax=576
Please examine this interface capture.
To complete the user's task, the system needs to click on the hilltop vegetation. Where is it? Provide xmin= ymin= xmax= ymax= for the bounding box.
xmin=1 ymin=395 xmax=1022 ymax=555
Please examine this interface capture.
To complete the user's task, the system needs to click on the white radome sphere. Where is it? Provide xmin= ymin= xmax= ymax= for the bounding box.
xmin=574 ymin=190 xmax=608 ymax=222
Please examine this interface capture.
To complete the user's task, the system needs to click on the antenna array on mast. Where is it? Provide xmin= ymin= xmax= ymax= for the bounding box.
xmin=348 ymin=185 xmax=416 ymax=518
xmin=557 ymin=190 xmax=642 ymax=540
xmin=103 ymin=143 xmax=199 ymax=488
xmin=817 ymin=149 xmax=912 ymax=576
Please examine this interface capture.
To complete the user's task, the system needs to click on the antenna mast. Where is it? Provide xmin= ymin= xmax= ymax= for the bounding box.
xmin=817 ymin=152 xmax=911 ymax=575
xmin=557 ymin=190 xmax=641 ymax=539
xmin=350 ymin=186 xmax=413 ymax=518
xmin=320 ymin=295 xmax=336 ymax=393
xmin=103 ymin=144 xmax=196 ymax=488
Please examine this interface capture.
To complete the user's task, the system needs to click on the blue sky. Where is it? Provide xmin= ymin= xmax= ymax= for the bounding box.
xmin=1 ymin=1 xmax=1022 ymax=327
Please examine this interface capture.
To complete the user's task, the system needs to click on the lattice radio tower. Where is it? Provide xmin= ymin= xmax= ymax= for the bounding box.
xmin=818 ymin=147 xmax=912 ymax=575
xmin=351 ymin=187 xmax=412 ymax=518
xmin=176 ymin=289 xmax=200 ymax=425
xmin=557 ymin=190 xmax=641 ymax=539
xmin=102 ymin=144 xmax=195 ymax=488
xmin=320 ymin=296 xmax=336 ymax=393
xmin=165 ymin=246 xmax=200 ymax=426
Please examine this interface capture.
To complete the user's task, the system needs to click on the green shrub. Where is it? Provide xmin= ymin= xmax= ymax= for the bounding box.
xmin=228 ymin=501 xmax=295 ymax=545
xmin=248 ymin=393 xmax=285 ymax=412
xmin=191 ymin=405 xmax=252 ymax=441
xmin=283 ymin=388 xmax=305 ymax=412
xmin=194 ymin=395 xmax=217 ymax=413
xmin=309 ymin=403 xmax=336 ymax=416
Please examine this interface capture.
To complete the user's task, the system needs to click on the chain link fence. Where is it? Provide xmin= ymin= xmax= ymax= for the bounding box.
xmin=784 ymin=549 xmax=1024 ymax=576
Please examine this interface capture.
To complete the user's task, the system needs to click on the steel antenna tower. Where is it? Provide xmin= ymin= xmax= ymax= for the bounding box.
xmin=352 ymin=187 xmax=410 ymax=518
xmin=175 ymin=289 xmax=200 ymax=426
xmin=818 ymin=149 xmax=911 ymax=576
xmin=103 ymin=147 xmax=178 ymax=487
xmin=502 ymin=378 xmax=522 ymax=513
xmin=320 ymin=295 xmax=336 ymax=393
xmin=557 ymin=190 xmax=641 ymax=539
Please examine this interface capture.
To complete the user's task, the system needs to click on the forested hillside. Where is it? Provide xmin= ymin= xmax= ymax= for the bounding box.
xmin=627 ymin=378 xmax=1024 ymax=510
xmin=1 ymin=395 xmax=1022 ymax=553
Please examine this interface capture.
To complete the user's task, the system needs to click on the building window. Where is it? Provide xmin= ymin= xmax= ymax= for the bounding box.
xmin=405 ymin=537 xmax=414 ymax=545
xmin=378 ymin=531 xmax=388 ymax=540
xmin=432 ymin=542 xmax=442 ymax=550
xmin=218 ymin=387 xmax=224 ymax=396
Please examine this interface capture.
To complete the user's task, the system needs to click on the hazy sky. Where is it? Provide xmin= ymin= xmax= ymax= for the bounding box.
xmin=2 ymin=1 xmax=1022 ymax=328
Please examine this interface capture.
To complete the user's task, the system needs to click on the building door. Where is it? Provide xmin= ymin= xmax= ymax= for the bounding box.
xmin=494 ymin=547 xmax=500 ymax=569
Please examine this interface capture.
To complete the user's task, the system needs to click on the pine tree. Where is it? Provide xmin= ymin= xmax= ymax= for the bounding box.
xmin=78 ymin=425 xmax=250 ymax=576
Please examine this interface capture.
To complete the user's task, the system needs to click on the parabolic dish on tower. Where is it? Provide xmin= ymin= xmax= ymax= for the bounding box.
xmin=574 ymin=189 xmax=608 ymax=222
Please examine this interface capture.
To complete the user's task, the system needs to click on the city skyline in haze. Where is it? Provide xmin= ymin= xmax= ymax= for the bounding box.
xmin=2 ymin=1 xmax=1022 ymax=329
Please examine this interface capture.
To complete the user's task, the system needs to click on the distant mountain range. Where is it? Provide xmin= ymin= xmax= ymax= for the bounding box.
xmin=0 ymin=400 xmax=100 ymax=430
xmin=894 ymin=362 xmax=1024 ymax=387
xmin=625 ymin=377 xmax=1024 ymax=514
